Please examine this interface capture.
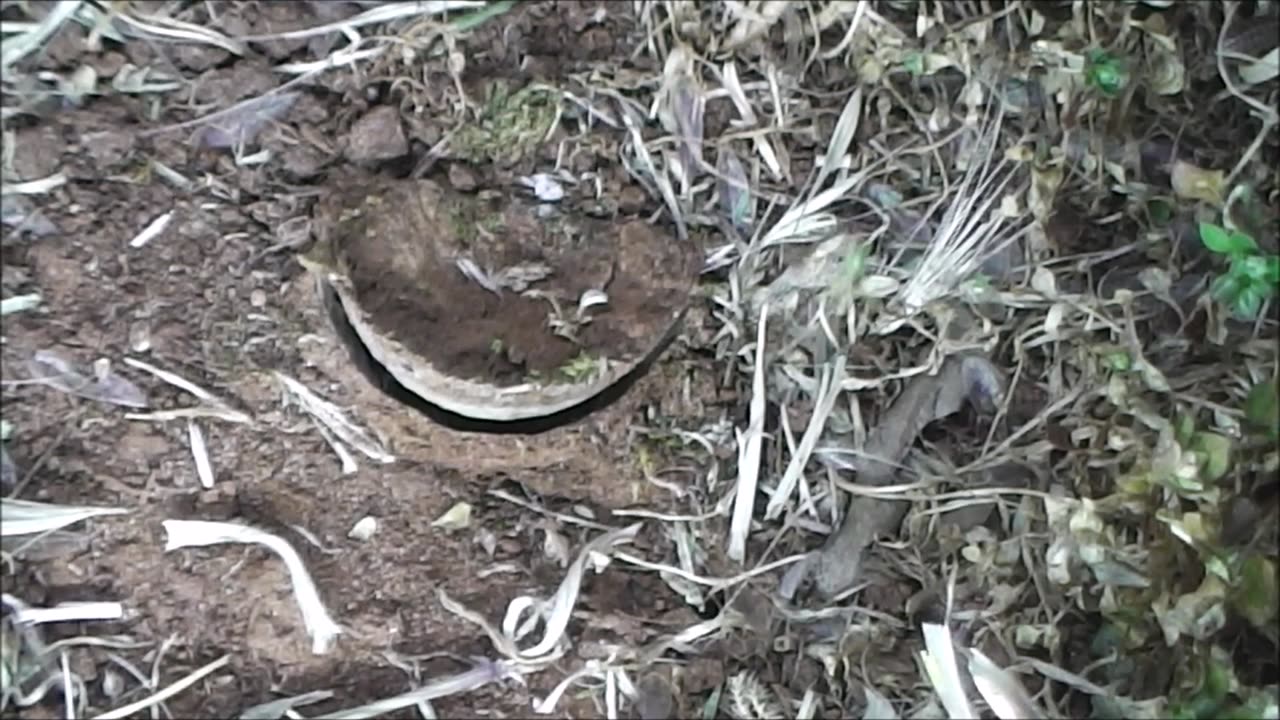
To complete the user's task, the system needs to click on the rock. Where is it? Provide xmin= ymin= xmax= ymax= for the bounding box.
xmin=81 ymin=130 xmax=135 ymax=174
xmin=447 ymin=163 xmax=478 ymax=192
xmin=345 ymin=106 xmax=408 ymax=164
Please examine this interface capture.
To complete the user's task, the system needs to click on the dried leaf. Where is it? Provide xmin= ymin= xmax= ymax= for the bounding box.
xmin=432 ymin=501 xmax=473 ymax=531
xmin=1170 ymin=160 xmax=1225 ymax=205
xmin=1238 ymin=47 xmax=1279 ymax=86
xmin=27 ymin=351 xmax=148 ymax=408
xmin=1232 ymin=554 xmax=1278 ymax=629
xmin=634 ymin=672 xmax=675 ymax=720
xmin=193 ymin=89 xmax=295 ymax=150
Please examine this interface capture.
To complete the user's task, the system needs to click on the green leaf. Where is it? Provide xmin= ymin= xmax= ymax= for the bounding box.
xmin=1104 ymin=350 xmax=1132 ymax=371
xmin=1085 ymin=49 xmax=1127 ymax=96
xmin=1175 ymin=413 xmax=1197 ymax=445
xmin=903 ymin=52 xmax=925 ymax=76
xmin=1237 ymin=254 xmax=1276 ymax=282
xmin=1200 ymin=222 xmax=1257 ymax=255
xmin=1231 ymin=281 xmax=1267 ymax=320
xmin=1263 ymin=255 xmax=1280 ymax=286
xmin=1148 ymin=198 xmax=1173 ymax=225
xmin=1201 ymin=222 xmax=1233 ymax=253
xmin=1189 ymin=431 xmax=1232 ymax=482
xmin=1232 ymin=555 xmax=1278 ymax=629
xmin=1228 ymin=233 xmax=1257 ymax=255
xmin=1211 ymin=273 xmax=1244 ymax=304
xmin=1245 ymin=379 xmax=1279 ymax=439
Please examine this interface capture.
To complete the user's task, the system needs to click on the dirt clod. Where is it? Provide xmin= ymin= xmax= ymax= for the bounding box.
xmin=344 ymin=105 xmax=409 ymax=164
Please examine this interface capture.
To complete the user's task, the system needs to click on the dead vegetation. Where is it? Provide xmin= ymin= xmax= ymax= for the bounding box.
xmin=2 ymin=1 xmax=1278 ymax=718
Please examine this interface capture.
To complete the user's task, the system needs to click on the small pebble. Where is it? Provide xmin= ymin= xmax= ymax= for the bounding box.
xmin=128 ymin=321 xmax=151 ymax=352
xmin=349 ymin=516 xmax=378 ymax=541
xmin=448 ymin=162 xmax=478 ymax=192
xmin=617 ymin=185 xmax=647 ymax=213
xmin=250 ymin=289 xmax=267 ymax=308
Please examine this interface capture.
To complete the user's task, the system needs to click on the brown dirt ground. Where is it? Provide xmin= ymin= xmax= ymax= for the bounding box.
xmin=1 ymin=2 xmax=732 ymax=717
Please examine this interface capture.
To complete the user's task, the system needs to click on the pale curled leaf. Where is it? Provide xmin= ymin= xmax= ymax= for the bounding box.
xmin=194 ymin=92 xmax=299 ymax=149
xmin=432 ymin=502 xmax=473 ymax=531
xmin=1238 ymin=47 xmax=1279 ymax=86
xmin=27 ymin=350 xmax=148 ymax=408
xmin=500 ymin=522 xmax=642 ymax=660
xmin=162 ymin=519 xmax=342 ymax=654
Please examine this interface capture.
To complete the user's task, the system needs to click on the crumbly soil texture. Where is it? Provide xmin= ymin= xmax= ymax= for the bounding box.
xmin=0 ymin=2 xmax=727 ymax=717
xmin=325 ymin=178 xmax=699 ymax=387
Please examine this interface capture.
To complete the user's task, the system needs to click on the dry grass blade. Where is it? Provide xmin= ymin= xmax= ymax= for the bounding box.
xmin=238 ymin=691 xmax=333 ymax=720
xmin=239 ymin=1 xmax=484 ymax=43
xmin=309 ymin=661 xmax=513 ymax=720
xmin=813 ymin=88 xmax=862 ymax=195
xmin=920 ymin=622 xmax=973 ymax=719
xmin=122 ymin=357 xmax=248 ymax=420
xmin=0 ymin=0 xmax=79 ymax=72
xmin=8 ymin=599 xmax=123 ymax=626
xmin=721 ymin=61 xmax=783 ymax=180
xmin=765 ymin=356 xmax=846 ymax=520
xmin=91 ymin=654 xmax=231 ymax=720
xmin=968 ymin=648 xmax=1045 ymax=720
xmin=110 ymin=7 xmax=245 ymax=55
xmin=1 ymin=173 xmax=67 ymax=195
xmin=758 ymin=173 xmax=866 ymax=249
xmin=724 ymin=1 xmax=789 ymax=50
xmin=729 ymin=305 xmax=768 ymax=562
xmin=187 ymin=420 xmax=214 ymax=489
xmin=620 ymin=109 xmax=687 ymax=242
xmin=273 ymin=371 xmax=394 ymax=466
xmin=0 ymin=499 xmax=129 ymax=537
xmin=861 ymin=685 xmax=899 ymax=720
xmin=893 ymin=104 xmax=1030 ymax=317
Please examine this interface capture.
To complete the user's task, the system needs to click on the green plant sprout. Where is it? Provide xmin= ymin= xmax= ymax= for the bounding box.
xmin=1084 ymin=49 xmax=1128 ymax=96
xmin=1199 ymin=223 xmax=1280 ymax=320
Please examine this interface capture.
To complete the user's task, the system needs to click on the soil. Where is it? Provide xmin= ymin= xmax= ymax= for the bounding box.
xmin=0 ymin=2 xmax=730 ymax=717
xmin=320 ymin=178 xmax=700 ymax=388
